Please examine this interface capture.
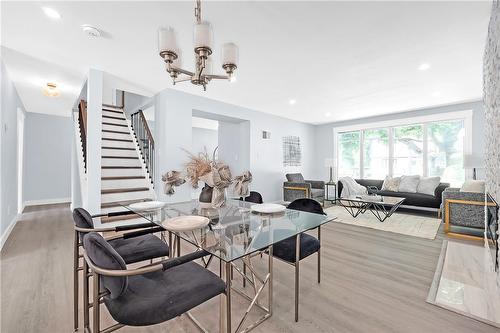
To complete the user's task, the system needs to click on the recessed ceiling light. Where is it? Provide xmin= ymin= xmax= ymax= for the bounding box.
xmin=289 ymin=99 xmax=296 ymax=105
xmin=325 ymin=112 xmax=332 ymax=117
xmin=81 ymin=25 xmax=101 ymax=38
xmin=418 ymin=63 xmax=430 ymax=71
xmin=43 ymin=83 xmax=60 ymax=97
xmin=42 ymin=7 xmax=61 ymax=20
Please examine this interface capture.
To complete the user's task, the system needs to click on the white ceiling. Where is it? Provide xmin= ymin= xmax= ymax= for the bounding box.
xmin=0 ymin=1 xmax=492 ymax=123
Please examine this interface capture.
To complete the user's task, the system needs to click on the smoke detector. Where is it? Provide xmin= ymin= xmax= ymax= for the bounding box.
xmin=81 ymin=25 xmax=101 ymax=38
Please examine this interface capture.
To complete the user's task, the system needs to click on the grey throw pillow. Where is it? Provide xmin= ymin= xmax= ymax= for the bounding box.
xmin=398 ymin=175 xmax=420 ymax=193
xmin=417 ymin=176 xmax=441 ymax=196
xmin=381 ymin=176 xmax=401 ymax=192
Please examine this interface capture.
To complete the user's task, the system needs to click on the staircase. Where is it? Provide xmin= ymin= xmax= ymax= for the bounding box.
xmin=77 ymin=102 xmax=155 ymax=224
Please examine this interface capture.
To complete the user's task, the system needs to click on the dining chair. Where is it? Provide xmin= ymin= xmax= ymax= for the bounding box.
xmin=273 ymin=198 xmax=324 ymax=322
xmin=72 ymin=208 xmax=169 ymax=331
xmin=82 ymin=232 xmax=226 ymax=333
xmin=239 ymin=191 xmax=264 ymax=204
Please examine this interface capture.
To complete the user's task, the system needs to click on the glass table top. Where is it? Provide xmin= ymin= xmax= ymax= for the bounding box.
xmin=122 ymin=200 xmax=335 ymax=262
xmin=338 ymin=195 xmax=405 ymax=206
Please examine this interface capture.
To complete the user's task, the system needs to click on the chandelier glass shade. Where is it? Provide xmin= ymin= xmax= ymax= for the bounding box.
xmin=158 ymin=0 xmax=239 ymax=90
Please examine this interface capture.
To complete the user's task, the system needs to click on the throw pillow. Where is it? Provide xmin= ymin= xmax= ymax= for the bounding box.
xmin=417 ymin=176 xmax=441 ymax=196
xmin=398 ymin=175 xmax=420 ymax=193
xmin=460 ymin=180 xmax=485 ymax=193
xmin=381 ymin=176 xmax=401 ymax=192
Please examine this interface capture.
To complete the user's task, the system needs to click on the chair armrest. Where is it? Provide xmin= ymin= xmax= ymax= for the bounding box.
xmin=442 ymin=190 xmax=489 ymax=203
xmin=161 ymin=250 xmax=210 ymax=270
xmin=305 ymin=180 xmax=325 ymax=189
xmin=115 ymin=222 xmax=158 ymax=231
xmin=121 ymin=226 xmax=165 ymax=239
xmin=284 ymin=181 xmax=312 ymax=190
xmin=83 ymin=250 xmax=210 ymax=277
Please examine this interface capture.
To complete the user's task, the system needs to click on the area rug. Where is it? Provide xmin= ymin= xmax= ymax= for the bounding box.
xmin=427 ymin=240 xmax=500 ymax=328
xmin=325 ymin=205 xmax=441 ymax=239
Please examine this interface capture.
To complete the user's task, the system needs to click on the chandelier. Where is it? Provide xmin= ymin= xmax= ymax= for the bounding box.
xmin=158 ymin=0 xmax=239 ymax=91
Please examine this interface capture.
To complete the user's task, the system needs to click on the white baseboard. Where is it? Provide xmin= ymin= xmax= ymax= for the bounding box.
xmin=0 ymin=214 xmax=20 ymax=252
xmin=23 ymin=197 xmax=71 ymax=208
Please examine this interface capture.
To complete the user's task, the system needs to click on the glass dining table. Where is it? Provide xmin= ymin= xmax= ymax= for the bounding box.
xmin=121 ymin=199 xmax=335 ymax=333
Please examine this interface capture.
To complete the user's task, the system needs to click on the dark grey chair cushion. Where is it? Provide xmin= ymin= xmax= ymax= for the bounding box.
xmin=287 ymin=198 xmax=326 ymax=216
xmin=83 ymin=233 xmax=128 ymax=299
xmin=104 ymin=261 xmax=225 ymax=326
xmin=272 ymin=233 xmax=320 ymax=263
xmin=73 ymin=207 xmax=94 ymax=229
xmin=286 ymin=173 xmax=305 ymax=182
xmin=109 ymin=234 xmax=169 ymax=264
xmin=239 ymin=191 xmax=263 ymax=204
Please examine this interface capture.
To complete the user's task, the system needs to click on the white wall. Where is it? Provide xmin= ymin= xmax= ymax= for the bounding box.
xmin=217 ymin=121 xmax=250 ymax=177
xmin=314 ymin=100 xmax=487 ymax=181
xmin=154 ymin=88 xmax=316 ymax=203
xmin=23 ymin=112 xmax=72 ymax=203
xmin=192 ymin=127 xmax=218 ymax=157
xmin=1 ymin=61 xmax=26 ymax=241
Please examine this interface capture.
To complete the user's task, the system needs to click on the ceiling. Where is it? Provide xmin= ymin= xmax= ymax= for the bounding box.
xmin=0 ymin=1 xmax=492 ymax=123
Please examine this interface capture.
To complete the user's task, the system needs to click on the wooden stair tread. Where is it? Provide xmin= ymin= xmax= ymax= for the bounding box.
xmin=101 ymin=199 xmax=152 ymax=208
xmin=101 ymin=187 xmax=149 ymax=194
xmin=102 ymin=176 xmax=145 ymax=180
xmin=102 ymin=115 xmax=126 ymax=121
xmin=102 ymin=147 xmax=135 ymax=151
xmin=102 ymin=166 xmax=141 ymax=169
xmin=102 ymin=129 xmax=130 ymax=135
xmin=102 ymin=138 xmax=133 ymax=142
xmin=102 ymin=156 xmax=138 ymax=159
xmin=102 ymin=108 xmax=124 ymax=114
xmin=102 ymin=122 xmax=128 ymax=127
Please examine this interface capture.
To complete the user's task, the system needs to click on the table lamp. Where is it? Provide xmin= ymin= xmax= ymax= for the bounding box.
xmin=463 ymin=154 xmax=483 ymax=180
xmin=324 ymin=158 xmax=336 ymax=183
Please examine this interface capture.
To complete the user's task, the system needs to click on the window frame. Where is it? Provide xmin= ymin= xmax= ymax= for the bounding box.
xmin=332 ymin=110 xmax=473 ymax=181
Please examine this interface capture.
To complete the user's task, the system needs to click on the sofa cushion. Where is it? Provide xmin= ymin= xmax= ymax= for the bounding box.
xmin=460 ymin=180 xmax=485 ymax=193
xmin=374 ymin=190 xmax=440 ymax=208
xmin=286 ymin=173 xmax=304 ymax=182
xmin=381 ymin=176 xmax=401 ymax=191
xmin=417 ymin=176 xmax=441 ymax=196
xmin=398 ymin=175 xmax=420 ymax=193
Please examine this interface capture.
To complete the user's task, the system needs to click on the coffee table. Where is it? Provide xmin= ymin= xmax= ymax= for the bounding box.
xmin=337 ymin=195 xmax=405 ymax=222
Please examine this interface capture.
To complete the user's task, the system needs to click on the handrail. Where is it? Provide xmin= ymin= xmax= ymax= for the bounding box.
xmin=78 ymin=100 xmax=88 ymax=172
xmin=130 ymin=110 xmax=155 ymax=186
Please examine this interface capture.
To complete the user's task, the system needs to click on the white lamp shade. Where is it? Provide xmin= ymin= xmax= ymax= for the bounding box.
xmin=158 ymin=27 xmax=178 ymax=54
xmin=324 ymin=158 xmax=336 ymax=167
xmin=193 ymin=21 xmax=213 ymax=49
xmin=463 ymin=154 xmax=483 ymax=168
xmin=222 ymin=42 xmax=238 ymax=66
xmin=172 ymin=49 xmax=182 ymax=68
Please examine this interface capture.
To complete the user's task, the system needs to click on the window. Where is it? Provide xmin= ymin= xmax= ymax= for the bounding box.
xmin=363 ymin=128 xmax=389 ymax=179
xmin=334 ymin=112 xmax=469 ymax=186
xmin=427 ymin=120 xmax=465 ymax=186
xmin=338 ymin=131 xmax=360 ymax=178
xmin=393 ymin=125 xmax=423 ymax=176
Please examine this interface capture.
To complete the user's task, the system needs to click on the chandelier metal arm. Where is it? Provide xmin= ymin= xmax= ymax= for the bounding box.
xmin=205 ymin=74 xmax=229 ymax=80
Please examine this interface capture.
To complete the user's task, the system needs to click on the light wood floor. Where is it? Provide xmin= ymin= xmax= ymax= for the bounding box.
xmin=1 ymin=204 xmax=498 ymax=333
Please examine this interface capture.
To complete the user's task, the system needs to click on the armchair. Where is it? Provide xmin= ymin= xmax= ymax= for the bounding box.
xmin=442 ymin=188 xmax=498 ymax=240
xmin=283 ymin=173 xmax=325 ymax=203
xmin=82 ymin=232 xmax=225 ymax=332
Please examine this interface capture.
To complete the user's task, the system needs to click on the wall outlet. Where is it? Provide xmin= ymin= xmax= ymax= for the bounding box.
xmin=262 ymin=131 xmax=271 ymax=139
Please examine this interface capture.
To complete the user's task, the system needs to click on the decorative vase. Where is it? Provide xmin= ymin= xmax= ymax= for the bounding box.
xmin=199 ymin=184 xmax=213 ymax=208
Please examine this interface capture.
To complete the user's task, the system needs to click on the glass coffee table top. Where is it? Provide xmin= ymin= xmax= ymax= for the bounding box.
xmin=121 ymin=199 xmax=335 ymax=262
xmin=337 ymin=195 xmax=406 ymax=222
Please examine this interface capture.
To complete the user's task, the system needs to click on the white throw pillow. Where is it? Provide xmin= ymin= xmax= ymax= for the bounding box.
xmin=381 ymin=176 xmax=401 ymax=192
xmin=460 ymin=180 xmax=485 ymax=193
xmin=398 ymin=175 xmax=420 ymax=193
xmin=417 ymin=176 xmax=441 ymax=196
